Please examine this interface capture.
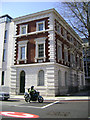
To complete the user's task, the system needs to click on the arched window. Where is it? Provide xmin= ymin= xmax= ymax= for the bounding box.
xmin=20 ymin=71 xmax=25 ymax=94
xmin=65 ymin=71 xmax=68 ymax=86
xmin=38 ymin=70 xmax=44 ymax=86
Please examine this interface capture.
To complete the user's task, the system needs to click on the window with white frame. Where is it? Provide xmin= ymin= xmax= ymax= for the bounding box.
xmin=57 ymin=40 xmax=62 ymax=61
xmin=38 ymin=70 xmax=44 ymax=86
xmin=17 ymin=40 xmax=28 ymax=64
xmin=20 ymin=25 xmax=28 ymax=34
xmin=20 ymin=46 xmax=25 ymax=59
xmin=35 ymin=37 xmax=46 ymax=62
xmin=56 ymin=23 xmax=61 ymax=34
xmin=64 ymin=45 xmax=68 ymax=62
xmin=38 ymin=44 xmax=44 ymax=58
xmin=36 ymin=21 xmax=45 ymax=31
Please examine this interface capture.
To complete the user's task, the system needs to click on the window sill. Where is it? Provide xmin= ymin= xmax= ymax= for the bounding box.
xmin=14 ymin=29 xmax=49 ymax=38
xmin=17 ymin=59 xmax=27 ymax=64
xmin=35 ymin=57 xmax=46 ymax=62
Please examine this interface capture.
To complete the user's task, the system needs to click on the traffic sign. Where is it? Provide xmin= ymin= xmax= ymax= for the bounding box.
xmin=0 ymin=111 xmax=39 ymax=118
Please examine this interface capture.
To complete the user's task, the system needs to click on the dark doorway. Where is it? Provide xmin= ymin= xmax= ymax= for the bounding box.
xmin=20 ymin=71 xmax=25 ymax=94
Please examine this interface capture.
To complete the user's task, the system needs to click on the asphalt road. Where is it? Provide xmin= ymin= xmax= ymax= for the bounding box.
xmin=0 ymin=99 xmax=89 ymax=119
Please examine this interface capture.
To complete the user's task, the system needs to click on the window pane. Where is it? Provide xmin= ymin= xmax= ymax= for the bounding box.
xmin=22 ymin=27 xmax=26 ymax=34
xmin=38 ymin=44 xmax=44 ymax=57
xmin=21 ymin=47 xmax=25 ymax=59
xmin=38 ymin=23 xmax=43 ymax=31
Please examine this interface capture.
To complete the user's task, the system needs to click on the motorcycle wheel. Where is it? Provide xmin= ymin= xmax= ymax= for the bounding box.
xmin=38 ymin=96 xmax=43 ymax=103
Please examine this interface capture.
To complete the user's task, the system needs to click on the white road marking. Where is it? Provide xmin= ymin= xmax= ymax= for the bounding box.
xmin=12 ymin=105 xmax=41 ymax=109
xmin=41 ymin=101 xmax=59 ymax=109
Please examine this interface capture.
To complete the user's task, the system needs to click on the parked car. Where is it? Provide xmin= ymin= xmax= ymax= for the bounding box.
xmin=0 ymin=92 xmax=10 ymax=101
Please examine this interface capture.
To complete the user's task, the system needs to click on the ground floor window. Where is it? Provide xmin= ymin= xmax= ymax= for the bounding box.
xmin=38 ymin=70 xmax=44 ymax=86
xmin=1 ymin=71 xmax=4 ymax=85
xmin=65 ymin=71 xmax=68 ymax=86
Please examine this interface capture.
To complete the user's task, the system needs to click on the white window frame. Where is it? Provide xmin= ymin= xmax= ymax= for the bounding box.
xmin=34 ymin=37 xmax=46 ymax=62
xmin=20 ymin=24 xmax=28 ymax=35
xmin=36 ymin=21 xmax=45 ymax=31
xmin=57 ymin=40 xmax=62 ymax=62
xmin=17 ymin=40 xmax=28 ymax=64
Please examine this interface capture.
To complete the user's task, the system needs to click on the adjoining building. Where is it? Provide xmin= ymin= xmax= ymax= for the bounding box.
xmin=82 ymin=38 xmax=90 ymax=89
xmin=0 ymin=9 xmax=85 ymax=96
xmin=0 ymin=15 xmax=14 ymax=92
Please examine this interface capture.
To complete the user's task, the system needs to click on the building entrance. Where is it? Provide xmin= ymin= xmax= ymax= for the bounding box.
xmin=20 ymin=71 xmax=25 ymax=94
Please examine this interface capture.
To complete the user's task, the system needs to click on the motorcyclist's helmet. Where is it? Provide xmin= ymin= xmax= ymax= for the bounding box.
xmin=31 ymin=86 xmax=34 ymax=90
xmin=28 ymin=88 xmax=30 ymax=92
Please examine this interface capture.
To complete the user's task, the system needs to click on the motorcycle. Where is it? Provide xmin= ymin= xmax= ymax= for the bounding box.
xmin=24 ymin=91 xmax=44 ymax=103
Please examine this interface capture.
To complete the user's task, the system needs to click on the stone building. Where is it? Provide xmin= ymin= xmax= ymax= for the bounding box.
xmin=0 ymin=9 xmax=85 ymax=96
xmin=0 ymin=15 xmax=14 ymax=92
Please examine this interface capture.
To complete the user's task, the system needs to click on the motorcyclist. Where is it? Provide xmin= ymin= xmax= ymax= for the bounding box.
xmin=29 ymin=86 xmax=36 ymax=97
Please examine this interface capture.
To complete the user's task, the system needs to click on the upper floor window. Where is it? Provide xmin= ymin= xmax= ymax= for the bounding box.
xmin=17 ymin=40 xmax=28 ymax=64
xmin=38 ymin=44 xmax=44 ymax=58
xmin=36 ymin=21 xmax=45 ymax=31
xmin=70 ymin=36 xmax=74 ymax=43
xmin=57 ymin=40 xmax=62 ymax=61
xmin=4 ymin=30 xmax=7 ymax=43
xmin=56 ymin=23 xmax=61 ymax=33
xmin=35 ymin=37 xmax=46 ymax=62
xmin=20 ymin=25 xmax=28 ymax=34
xmin=64 ymin=45 xmax=68 ymax=62
xmin=21 ymin=46 xmax=25 ymax=60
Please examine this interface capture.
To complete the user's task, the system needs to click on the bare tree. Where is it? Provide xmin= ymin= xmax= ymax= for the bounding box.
xmin=57 ymin=1 xmax=90 ymax=42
